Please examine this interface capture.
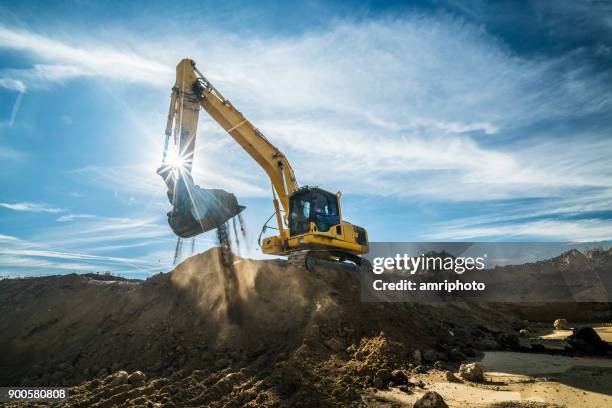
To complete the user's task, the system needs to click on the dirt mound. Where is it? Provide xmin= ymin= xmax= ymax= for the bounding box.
xmin=0 ymin=248 xmax=522 ymax=406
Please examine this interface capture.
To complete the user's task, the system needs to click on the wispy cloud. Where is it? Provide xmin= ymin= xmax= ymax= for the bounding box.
xmin=0 ymin=25 xmax=172 ymax=89
xmin=0 ymin=214 xmax=176 ymax=276
xmin=0 ymin=234 xmax=20 ymax=242
xmin=56 ymin=213 xmax=96 ymax=222
xmin=0 ymin=255 xmax=99 ymax=272
xmin=0 ymin=78 xmax=26 ymax=92
xmin=0 ymin=201 xmax=64 ymax=213
xmin=427 ymin=219 xmax=612 ymax=242
xmin=0 ymin=248 xmax=153 ymax=265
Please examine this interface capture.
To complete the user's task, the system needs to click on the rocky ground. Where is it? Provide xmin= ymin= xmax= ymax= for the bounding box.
xmin=0 ymin=247 xmax=610 ymax=407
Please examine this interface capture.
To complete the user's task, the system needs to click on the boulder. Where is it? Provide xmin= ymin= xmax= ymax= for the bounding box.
xmin=554 ymin=318 xmax=569 ymax=330
xmin=375 ymin=368 xmax=391 ymax=382
xmin=444 ymin=370 xmax=460 ymax=382
xmin=459 ymin=362 xmax=484 ymax=382
xmin=128 ymin=370 xmax=147 ymax=386
xmin=390 ymin=369 xmax=408 ymax=385
xmin=110 ymin=370 xmax=129 ymax=386
xmin=413 ymin=391 xmax=448 ymax=408
xmin=567 ymin=327 xmax=610 ymax=355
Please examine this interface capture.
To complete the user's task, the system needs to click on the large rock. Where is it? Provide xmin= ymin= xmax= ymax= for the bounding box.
xmin=459 ymin=362 xmax=484 ymax=382
xmin=567 ymin=327 xmax=610 ymax=355
xmin=444 ymin=370 xmax=460 ymax=382
xmin=553 ymin=318 xmax=569 ymax=330
xmin=373 ymin=369 xmax=391 ymax=388
xmin=128 ymin=371 xmax=147 ymax=386
xmin=391 ymin=369 xmax=408 ymax=385
xmin=413 ymin=391 xmax=448 ymax=408
xmin=110 ymin=370 xmax=129 ymax=386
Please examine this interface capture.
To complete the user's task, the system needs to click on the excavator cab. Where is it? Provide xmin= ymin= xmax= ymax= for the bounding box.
xmin=289 ymin=187 xmax=340 ymax=236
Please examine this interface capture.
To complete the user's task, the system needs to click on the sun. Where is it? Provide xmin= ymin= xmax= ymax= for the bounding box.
xmin=166 ymin=149 xmax=186 ymax=171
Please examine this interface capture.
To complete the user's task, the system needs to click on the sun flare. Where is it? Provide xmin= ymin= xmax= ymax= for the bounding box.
xmin=166 ymin=150 xmax=187 ymax=171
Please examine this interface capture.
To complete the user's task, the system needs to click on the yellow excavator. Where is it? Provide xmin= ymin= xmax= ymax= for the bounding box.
xmin=158 ymin=59 xmax=369 ymax=269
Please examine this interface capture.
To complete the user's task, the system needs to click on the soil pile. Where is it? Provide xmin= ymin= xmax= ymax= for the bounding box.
xmin=0 ymin=248 xmax=519 ymax=407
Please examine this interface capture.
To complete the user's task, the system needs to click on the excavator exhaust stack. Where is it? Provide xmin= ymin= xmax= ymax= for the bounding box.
xmin=158 ymin=165 xmax=244 ymax=238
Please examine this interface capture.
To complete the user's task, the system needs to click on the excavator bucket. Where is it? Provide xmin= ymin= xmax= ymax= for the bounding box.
xmin=158 ymin=166 xmax=245 ymax=238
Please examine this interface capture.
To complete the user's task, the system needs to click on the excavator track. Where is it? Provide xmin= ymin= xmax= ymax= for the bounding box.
xmin=287 ymin=250 xmax=312 ymax=270
xmin=288 ymin=250 xmax=370 ymax=272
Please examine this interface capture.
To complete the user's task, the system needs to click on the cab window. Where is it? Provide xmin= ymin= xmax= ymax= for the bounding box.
xmin=311 ymin=191 xmax=340 ymax=232
xmin=289 ymin=191 xmax=311 ymax=236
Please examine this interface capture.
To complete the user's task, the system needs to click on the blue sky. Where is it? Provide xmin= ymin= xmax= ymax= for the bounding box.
xmin=0 ymin=0 xmax=611 ymax=278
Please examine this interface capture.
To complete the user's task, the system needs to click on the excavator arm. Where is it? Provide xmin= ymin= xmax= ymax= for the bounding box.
xmin=194 ymin=64 xmax=299 ymax=212
xmin=161 ymin=59 xmax=297 ymax=240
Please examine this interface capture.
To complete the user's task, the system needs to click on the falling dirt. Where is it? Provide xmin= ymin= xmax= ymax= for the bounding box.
xmin=173 ymin=237 xmax=183 ymax=265
xmin=0 ymin=248 xmax=610 ymax=407
xmin=215 ymin=222 xmax=244 ymax=324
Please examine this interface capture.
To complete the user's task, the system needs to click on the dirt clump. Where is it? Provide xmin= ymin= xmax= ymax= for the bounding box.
xmin=413 ymin=390 xmax=448 ymax=408
xmin=459 ymin=362 xmax=484 ymax=382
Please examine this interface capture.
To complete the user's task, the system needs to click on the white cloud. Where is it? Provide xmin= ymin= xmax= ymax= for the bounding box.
xmin=0 ymin=248 xmax=153 ymax=265
xmin=56 ymin=213 xmax=95 ymax=222
xmin=0 ymin=201 xmax=64 ymax=213
xmin=0 ymin=25 xmax=172 ymax=88
xmin=427 ymin=219 xmax=612 ymax=242
xmin=0 ymin=234 xmax=20 ymax=242
xmin=0 ymin=214 xmax=176 ymax=276
xmin=0 ymin=77 xmax=26 ymax=92
xmin=0 ymin=255 xmax=99 ymax=272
